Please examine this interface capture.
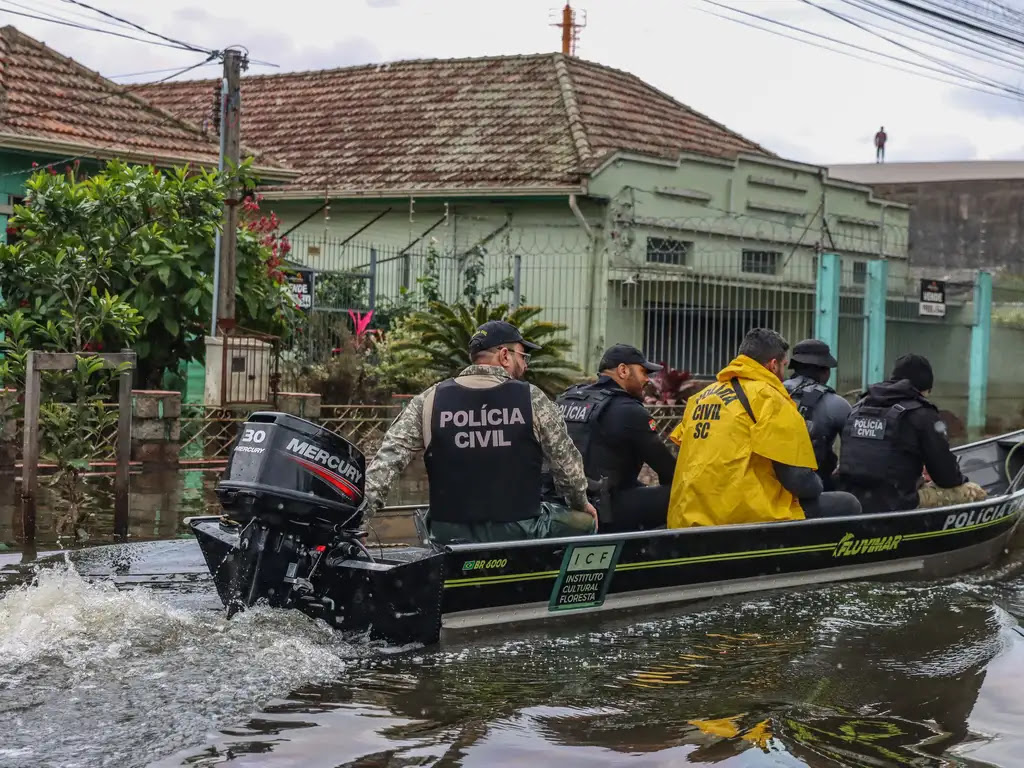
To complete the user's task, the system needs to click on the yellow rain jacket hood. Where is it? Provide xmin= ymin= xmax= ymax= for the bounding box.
xmin=667 ymin=354 xmax=817 ymax=528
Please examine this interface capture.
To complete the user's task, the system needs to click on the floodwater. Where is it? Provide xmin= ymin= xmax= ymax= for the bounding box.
xmin=6 ymin=478 xmax=1024 ymax=766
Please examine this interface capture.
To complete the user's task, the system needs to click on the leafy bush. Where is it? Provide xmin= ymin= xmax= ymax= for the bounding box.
xmin=644 ymin=363 xmax=693 ymax=405
xmin=0 ymin=160 xmax=300 ymax=388
xmin=394 ymin=301 xmax=582 ymax=396
xmin=364 ymin=314 xmax=435 ymax=396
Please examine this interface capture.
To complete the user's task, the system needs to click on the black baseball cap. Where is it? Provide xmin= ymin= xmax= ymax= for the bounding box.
xmin=598 ymin=343 xmax=662 ymax=373
xmin=892 ymin=353 xmax=933 ymax=392
xmin=468 ymin=320 xmax=541 ymax=354
xmin=789 ymin=338 xmax=838 ymax=369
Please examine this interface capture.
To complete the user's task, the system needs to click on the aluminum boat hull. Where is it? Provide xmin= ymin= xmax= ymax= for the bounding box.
xmin=189 ymin=430 xmax=1024 ymax=646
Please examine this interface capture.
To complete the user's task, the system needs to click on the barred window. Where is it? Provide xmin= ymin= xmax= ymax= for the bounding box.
xmin=646 ymin=237 xmax=690 ymax=265
xmin=853 ymin=260 xmax=867 ymax=284
xmin=741 ymin=249 xmax=781 ymax=275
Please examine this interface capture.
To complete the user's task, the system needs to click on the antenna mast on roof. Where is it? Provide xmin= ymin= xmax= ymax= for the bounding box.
xmin=550 ymin=2 xmax=586 ymax=56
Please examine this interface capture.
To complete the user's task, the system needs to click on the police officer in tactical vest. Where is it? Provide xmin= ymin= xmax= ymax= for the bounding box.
xmin=544 ymin=344 xmax=675 ymax=532
xmin=784 ymin=339 xmax=851 ymax=491
xmin=363 ymin=320 xmax=598 ymax=544
xmin=837 ymin=353 xmax=987 ymax=514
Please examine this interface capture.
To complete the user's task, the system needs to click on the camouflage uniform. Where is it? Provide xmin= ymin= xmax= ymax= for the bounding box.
xmin=917 ymin=481 xmax=988 ymax=508
xmin=363 ymin=364 xmax=594 ymax=542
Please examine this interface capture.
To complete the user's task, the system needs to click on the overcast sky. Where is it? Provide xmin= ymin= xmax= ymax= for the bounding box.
xmin=12 ymin=0 xmax=1024 ymax=166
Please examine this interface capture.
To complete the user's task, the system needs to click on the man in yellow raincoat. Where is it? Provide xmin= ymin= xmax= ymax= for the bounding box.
xmin=667 ymin=328 xmax=862 ymax=528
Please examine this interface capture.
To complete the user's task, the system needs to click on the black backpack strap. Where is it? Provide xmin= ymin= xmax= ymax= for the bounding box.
xmin=797 ymin=387 xmax=826 ymax=419
xmin=730 ymin=378 xmax=757 ymax=424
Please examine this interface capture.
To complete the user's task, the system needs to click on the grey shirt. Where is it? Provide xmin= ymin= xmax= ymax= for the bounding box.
xmin=784 ymin=374 xmax=852 ymax=454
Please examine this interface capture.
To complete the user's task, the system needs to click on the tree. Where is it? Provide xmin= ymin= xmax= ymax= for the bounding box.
xmin=0 ymin=160 xmax=301 ymax=388
xmin=394 ymin=301 xmax=583 ymax=395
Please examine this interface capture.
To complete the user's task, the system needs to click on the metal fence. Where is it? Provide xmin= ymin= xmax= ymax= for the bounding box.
xmin=283 ymin=213 xmax=912 ymax=378
xmin=4 ymin=404 xmax=693 ymax=464
xmin=274 ymin=209 xmax=1024 ymax=430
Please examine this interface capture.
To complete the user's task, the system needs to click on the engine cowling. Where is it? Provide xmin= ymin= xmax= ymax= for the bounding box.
xmin=214 ymin=411 xmax=366 ymax=539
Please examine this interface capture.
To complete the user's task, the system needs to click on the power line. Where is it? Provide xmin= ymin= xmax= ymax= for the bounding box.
xmin=695 ymin=5 xmax=1024 ymax=100
xmin=699 ymin=0 xmax=1024 ymax=99
xmin=799 ymin=0 xmax=1021 ymax=95
xmin=880 ymin=0 xmax=1024 ymax=51
xmin=0 ymin=2 xmax=209 ymax=53
xmin=57 ymin=0 xmax=213 ymax=54
xmin=108 ymin=63 xmax=221 ymax=80
xmin=4 ymin=0 xmax=130 ymax=33
xmin=839 ymin=0 xmax=1024 ymax=73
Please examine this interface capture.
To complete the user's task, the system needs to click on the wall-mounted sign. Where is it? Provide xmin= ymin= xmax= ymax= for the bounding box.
xmin=286 ymin=268 xmax=315 ymax=312
xmin=919 ymin=279 xmax=946 ymax=317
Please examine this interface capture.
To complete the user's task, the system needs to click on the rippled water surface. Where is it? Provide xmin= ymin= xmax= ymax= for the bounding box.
xmin=5 ymin=533 xmax=1024 ymax=768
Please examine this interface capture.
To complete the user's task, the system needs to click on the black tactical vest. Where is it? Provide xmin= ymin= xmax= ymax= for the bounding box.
xmin=838 ymin=398 xmax=923 ymax=486
xmin=555 ymin=383 xmax=632 ymax=487
xmin=790 ymin=379 xmax=831 ymax=468
xmin=424 ymin=378 xmax=541 ymax=524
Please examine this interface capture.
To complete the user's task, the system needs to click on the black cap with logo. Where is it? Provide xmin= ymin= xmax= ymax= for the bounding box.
xmin=598 ymin=343 xmax=662 ymax=373
xmin=468 ymin=320 xmax=541 ymax=355
xmin=789 ymin=338 xmax=838 ymax=369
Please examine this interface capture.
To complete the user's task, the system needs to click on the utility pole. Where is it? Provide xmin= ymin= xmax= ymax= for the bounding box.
xmin=213 ymin=47 xmax=246 ymax=335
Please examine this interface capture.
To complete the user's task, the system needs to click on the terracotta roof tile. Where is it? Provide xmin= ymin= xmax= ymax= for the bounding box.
xmin=0 ymin=26 xmax=291 ymax=175
xmin=136 ymin=53 xmax=771 ymax=195
xmin=563 ymin=57 xmax=771 ymax=168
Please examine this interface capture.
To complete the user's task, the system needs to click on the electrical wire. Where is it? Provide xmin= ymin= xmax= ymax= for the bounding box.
xmin=108 ymin=63 xmax=221 ymax=80
xmin=57 ymin=0 xmax=213 ymax=54
xmin=885 ymin=0 xmax=1024 ymax=50
xmin=25 ymin=0 xmax=138 ymax=30
xmin=695 ymin=5 xmax=1018 ymax=98
xmin=0 ymin=3 xmax=207 ymax=52
xmin=839 ymin=0 xmax=1024 ymax=73
xmin=799 ymin=0 xmax=1022 ymax=95
xmin=698 ymin=0 xmax=1024 ymax=100
xmin=2 ymin=0 xmax=124 ymax=34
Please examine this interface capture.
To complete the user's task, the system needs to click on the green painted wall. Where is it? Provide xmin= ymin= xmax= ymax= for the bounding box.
xmin=264 ymin=154 xmax=914 ymax=376
xmin=269 ymin=196 xmax=602 ymax=367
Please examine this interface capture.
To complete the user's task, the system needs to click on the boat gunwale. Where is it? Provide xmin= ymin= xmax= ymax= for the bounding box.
xmin=443 ymin=487 xmax=1024 ymax=553
xmin=185 ymin=428 xmax=1024 ymax=557
xmin=185 ymin=488 xmax=1024 ymax=557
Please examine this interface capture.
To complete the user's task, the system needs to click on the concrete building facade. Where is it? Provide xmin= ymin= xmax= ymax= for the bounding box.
xmin=828 ymin=161 xmax=1024 ymax=274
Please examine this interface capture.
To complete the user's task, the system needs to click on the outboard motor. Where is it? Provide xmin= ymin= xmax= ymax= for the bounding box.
xmin=213 ymin=412 xmax=370 ymax=616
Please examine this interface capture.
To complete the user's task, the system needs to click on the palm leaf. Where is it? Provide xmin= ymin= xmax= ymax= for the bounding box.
xmin=392 ymin=300 xmax=583 ymax=395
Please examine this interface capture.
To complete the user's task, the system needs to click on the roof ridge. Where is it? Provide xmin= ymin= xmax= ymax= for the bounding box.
xmin=551 ymin=52 xmax=592 ymax=171
xmin=565 ymin=56 xmax=775 ymax=157
xmin=134 ymin=51 xmax=563 ymax=89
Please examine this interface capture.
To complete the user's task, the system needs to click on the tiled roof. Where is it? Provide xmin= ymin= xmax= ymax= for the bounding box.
xmin=0 ymin=26 xmax=292 ymax=177
xmin=135 ymin=53 xmax=772 ymax=196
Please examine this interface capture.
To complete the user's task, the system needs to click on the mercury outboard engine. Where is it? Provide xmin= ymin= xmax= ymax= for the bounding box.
xmin=213 ymin=411 xmax=370 ymax=615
